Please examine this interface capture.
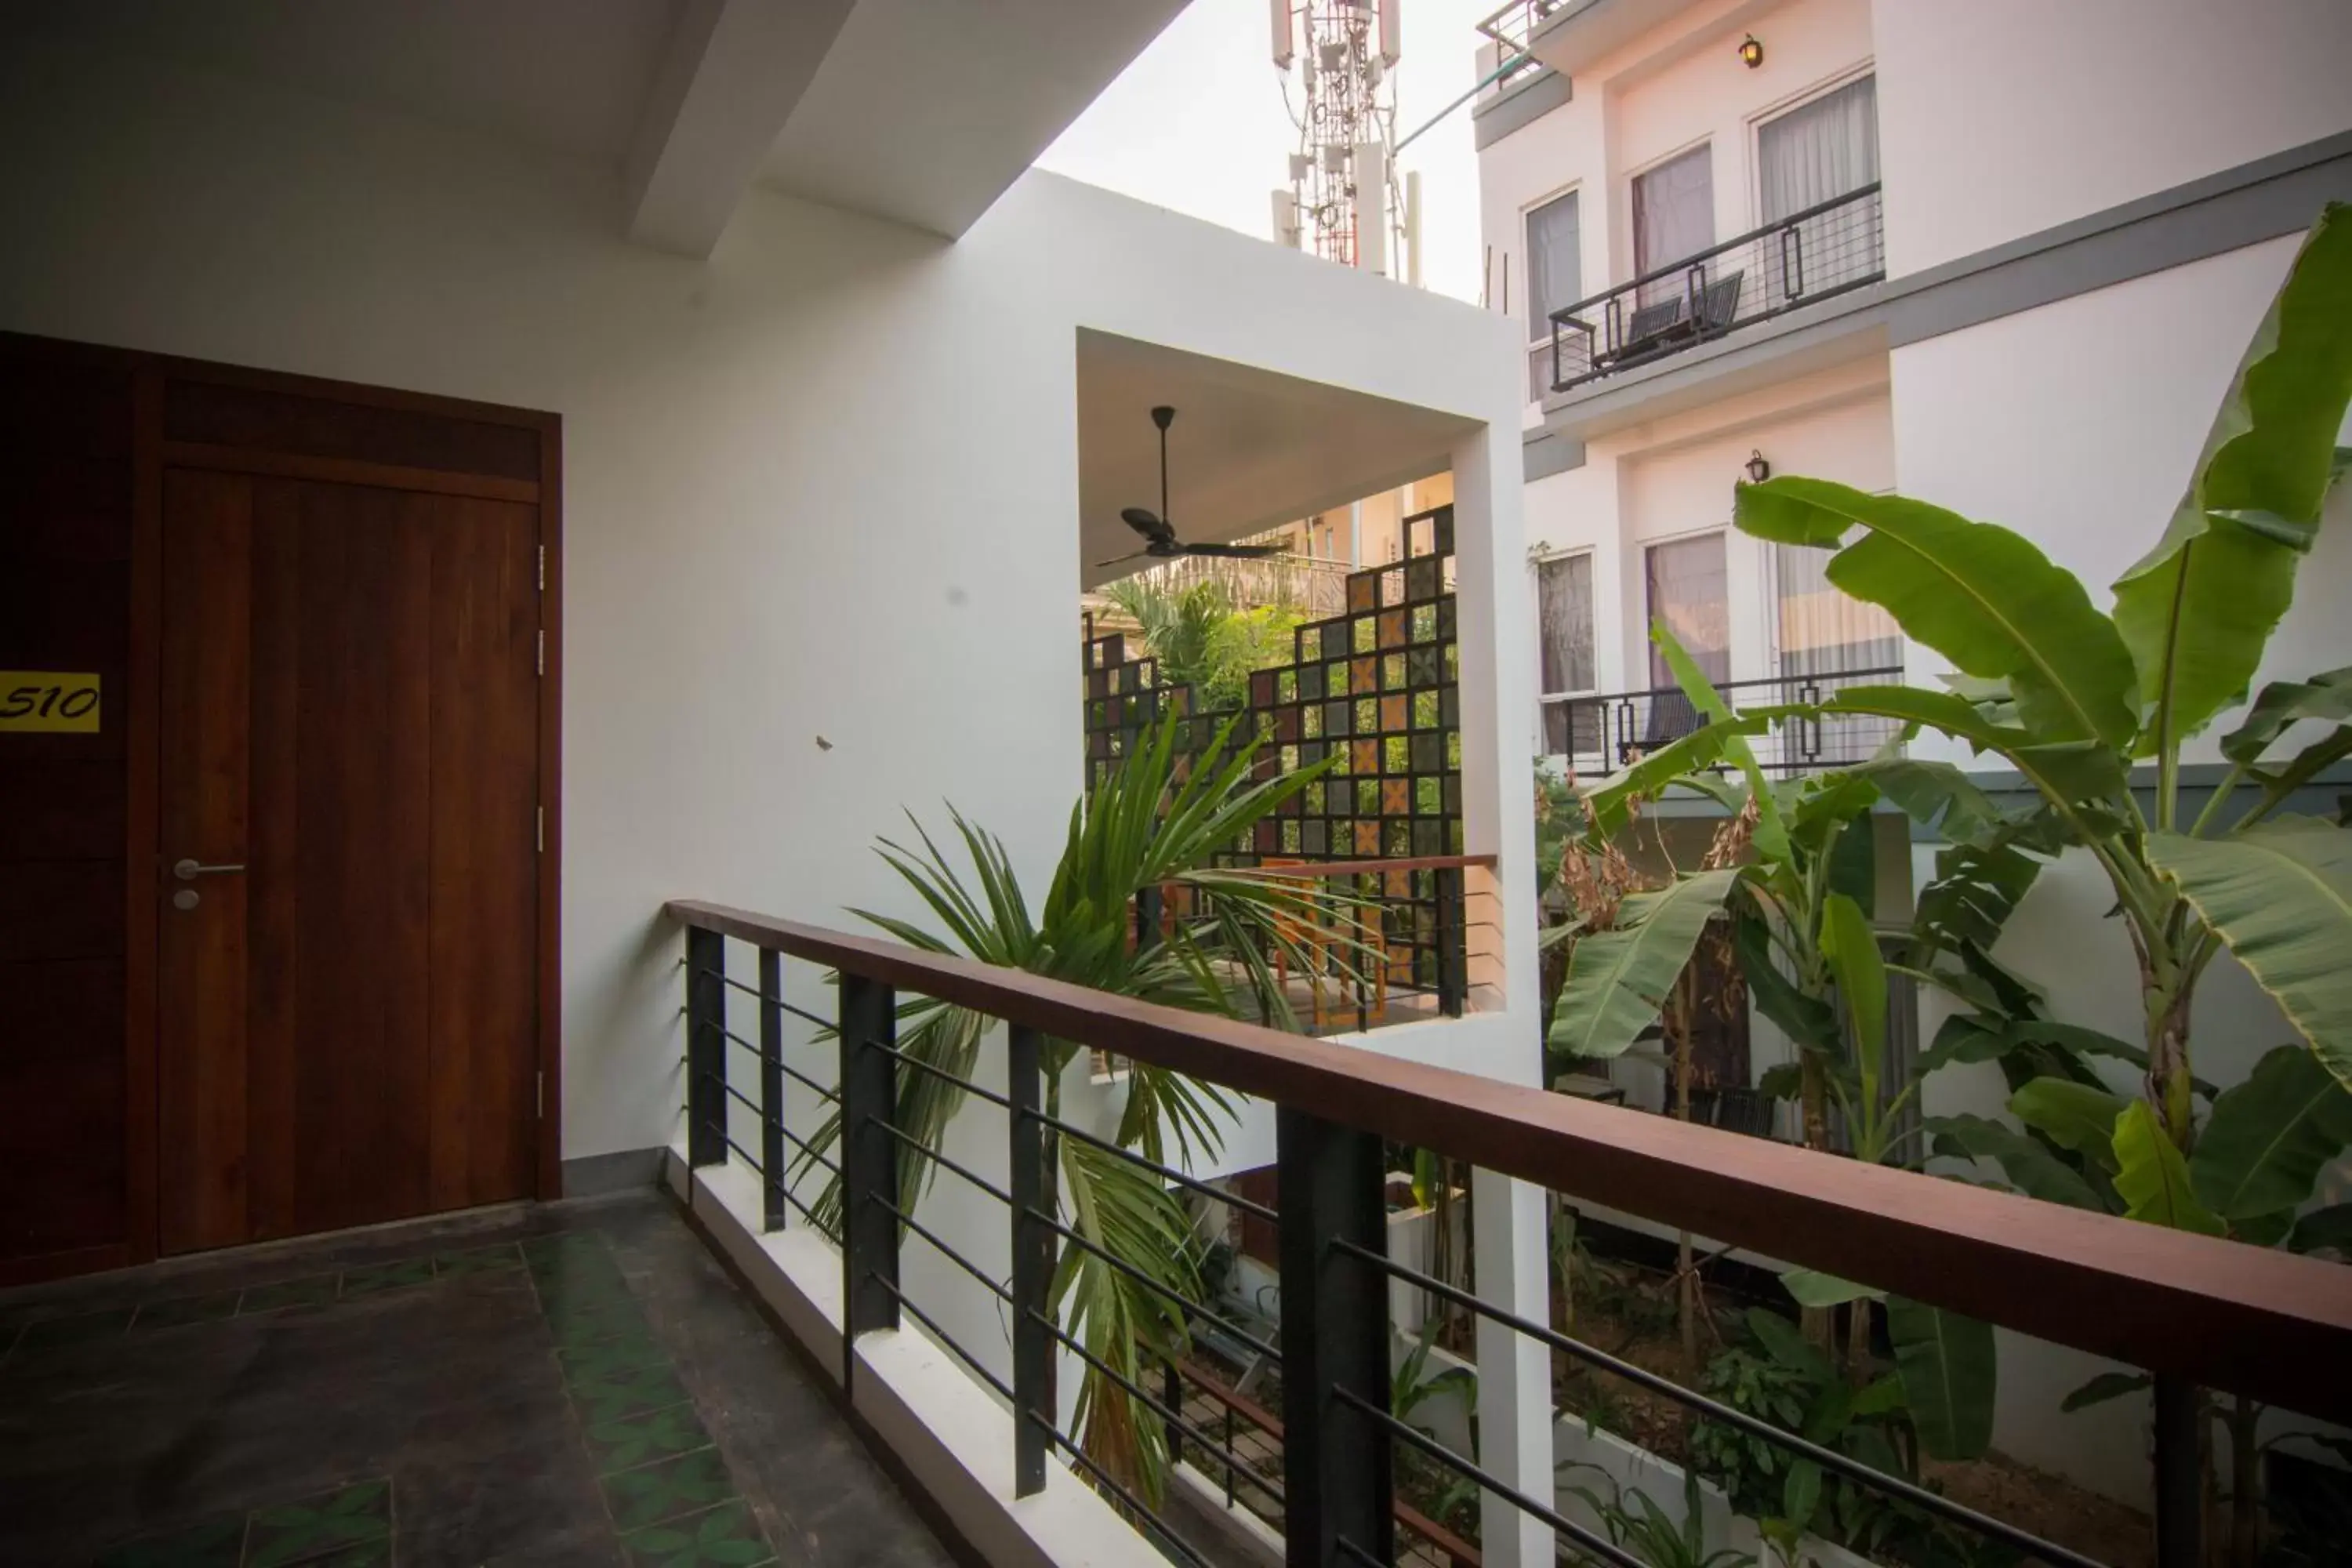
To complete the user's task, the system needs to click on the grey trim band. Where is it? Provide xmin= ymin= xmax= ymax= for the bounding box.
xmin=1473 ymin=68 xmax=1571 ymax=151
xmin=1523 ymin=428 xmax=1587 ymax=481
xmin=1886 ymin=129 xmax=2352 ymax=348
xmin=564 ymin=1146 xmax=668 ymax=1197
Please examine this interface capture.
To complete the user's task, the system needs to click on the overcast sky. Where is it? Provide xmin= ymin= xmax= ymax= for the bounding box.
xmin=1037 ymin=0 xmax=1501 ymax=310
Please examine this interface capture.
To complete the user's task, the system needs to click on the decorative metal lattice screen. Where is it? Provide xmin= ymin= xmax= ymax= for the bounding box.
xmin=1083 ymin=506 xmax=1463 ymax=1001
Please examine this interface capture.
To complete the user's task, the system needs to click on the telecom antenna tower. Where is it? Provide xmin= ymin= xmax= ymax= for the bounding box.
xmin=1270 ymin=0 xmax=1417 ymax=284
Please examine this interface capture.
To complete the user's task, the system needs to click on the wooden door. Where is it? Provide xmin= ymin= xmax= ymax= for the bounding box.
xmin=157 ymin=465 xmax=541 ymax=1251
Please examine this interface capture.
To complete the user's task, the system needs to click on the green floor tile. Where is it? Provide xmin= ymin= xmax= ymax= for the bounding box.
xmin=245 ymin=1479 xmax=392 ymax=1567
xmin=338 ymin=1258 xmax=435 ymax=1297
xmin=545 ymin=1300 xmax=650 ymax=1349
xmin=15 ymin=1306 xmax=135 ymax=1353
xmin=238 ymin=1276 xmax=338 ymax=1315
xmin=601 ymin=1446 xmax=736 ymax=1531
xmin=617 ymin=1499 xmax=773 ymax=1567
xmin=132 ymin=1291 xmax=242 ymax=1331
xmin=571 ymin=1364 xmax=692 ymax=1425
xmin=557 ymin=1334 xmax=672 ymax=1381
xmin=583 ymin=1402 xmax=714 ymax=1475
xmin=91 ymin=1512 xmax=245 ymax=1567
xmin=433 ymin=1243 xmax=524 ymax=1278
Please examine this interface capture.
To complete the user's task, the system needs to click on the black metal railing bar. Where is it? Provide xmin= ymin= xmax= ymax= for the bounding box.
xmin=1025 ymin=1413 xmax=1215 ymax=1568
xmin=1023 ymin=1106 xmax=1281 ymax=1224
xmin=1334 ymin=1385 xmax=1646 ymax=1568
xmin=866 ymin=1271 xmax=1017 ymax=1405
xmin=861 ymin=1110 xmax=1018 ymax=1210
xmin=1027 ymin=1308 xmax=1288 ymax=1507
xmin=1334 ymin=1237 xmax=2106 ymax=1568
xmin=1025 ymin=1205 xmax=1283 ymax=1367
xmin=873 ymin=1193 xmax=1014 ymax=1305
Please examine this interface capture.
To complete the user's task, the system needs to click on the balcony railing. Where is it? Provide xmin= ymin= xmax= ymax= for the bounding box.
xmin=666 ymin=898 xmax=2352 ymax=1568
xmin=1547 ymin=183 xmax=1886 ymax=395
xmin=1475 ymin=0 xmax=1566 ymax=55
xmin=1543 ymin=662 xmax=1906 ymax=778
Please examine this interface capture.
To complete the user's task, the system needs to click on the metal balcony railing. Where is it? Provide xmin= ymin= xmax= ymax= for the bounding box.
xmin=1542 ymin=662 xmax=1906 ymax=778
xmin=1475 ymin=0 xmax=1567 ymax=55
xmin=1548 ymin=183 xmax=1886 ymax=395
xmin=669 ymin=898 xmax=2352 ymax=1568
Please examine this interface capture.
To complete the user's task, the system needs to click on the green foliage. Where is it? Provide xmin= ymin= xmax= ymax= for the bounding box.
xmin=1730 ymin=203 xmax=2352 ymax=1125
xmin=1559 ymin=1466 xmax=1756 ymax=1568
xmin=1547 ymin=869 xmax=1744 ymax=1061
xmin=1885 ymin=1298 xmax=1997 ymax=1461
xmin=1102 ymin=577 xmax=1308 ymax=712
xmin=1393 ymin=1314 xmax=1477 ymax=1432
xmin=2111 ymin=1101 xmax=2228 ymax=1236
xmin=793 ymin=709 xmax=1346 ymax=1505
xmin=2190 ymin=1044 xmax=2352 ymax=1221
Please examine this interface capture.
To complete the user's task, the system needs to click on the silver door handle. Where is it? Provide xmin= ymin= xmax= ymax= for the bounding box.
xmin=173 ymin=858 xmax=246 ymax=880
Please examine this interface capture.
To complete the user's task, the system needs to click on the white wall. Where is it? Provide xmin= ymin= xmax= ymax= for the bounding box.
xmin=1872 ymin=0 xmax=2352 ymax=275
xmin=0 ymin=35 xmax=1534 ymax=1145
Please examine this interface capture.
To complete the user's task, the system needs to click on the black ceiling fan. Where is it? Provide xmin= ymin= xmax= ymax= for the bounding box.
xmin=1094 ymin=405 xmax=1285 ymax=570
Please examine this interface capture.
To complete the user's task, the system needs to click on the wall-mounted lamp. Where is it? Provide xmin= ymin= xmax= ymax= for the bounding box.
xmin=1744 ymin=448 xmax=1772 ymax=484
xmin=1737 ymin=33 xmax=1765 ymax=69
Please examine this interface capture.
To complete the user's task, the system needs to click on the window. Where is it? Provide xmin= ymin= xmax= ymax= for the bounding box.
xmin=1642 ymin=532 xmax=1729 ymax=753
xmin=1632 ymin=145 xmax=1712 ymax=305
xmin=1758 ymin=74 xmax=1881 ymax=301
xmin=1771 ymin=537 xmax=1903 ymax=767
xmin=1526 ymin=190 xmax=1582 ymax=341
xmin=1525 ymin=189 xmax=1581 ymax=400
xmin=1535 ymin=553 xmax=1598 ymax=757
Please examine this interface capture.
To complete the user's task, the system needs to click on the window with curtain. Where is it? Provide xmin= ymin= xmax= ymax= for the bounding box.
xmin=1632 ymin=145 xmax=1713 ymax=307
xmin=1644 ymin=533 xmax=1728 ymax=750
xmin=1526 ymin=190 xmax=1581 ymax=399
xmin=1536 ymin=553 xmax=1598 ymax=757
xmin=1773 ymin=536 xmax=1903 ymax=766
xmin=1758 ymin=74 xmax=1881 ymax=303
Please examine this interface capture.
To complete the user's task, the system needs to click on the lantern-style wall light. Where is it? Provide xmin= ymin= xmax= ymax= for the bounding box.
xmin=1745 ymin=448 xmax=1772 ymax=483
xmin=1738 ymin=34 xmax=1765 ymax=68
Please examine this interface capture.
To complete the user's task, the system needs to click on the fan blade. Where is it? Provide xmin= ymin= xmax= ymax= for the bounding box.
xmin=1120 ymin=506 xmax=1174 ymax=542
xmin=1094 ymin=550 xmax=1152 ymax=569
xmin=1183 ymin=542 xmax=1287 ymax=559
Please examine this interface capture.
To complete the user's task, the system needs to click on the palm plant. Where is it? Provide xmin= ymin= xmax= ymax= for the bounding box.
xmin=1727 ymin=202 xmax=2352 ymax=1144
xmin=794 ymin=710 xmax=1351 ymax=1504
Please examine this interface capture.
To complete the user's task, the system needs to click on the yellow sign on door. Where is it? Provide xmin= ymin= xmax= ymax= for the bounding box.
xmin=0 ymin=673 xmax=102 ymax=732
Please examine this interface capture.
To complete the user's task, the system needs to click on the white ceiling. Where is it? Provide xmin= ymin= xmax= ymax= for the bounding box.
xmin=760 ymin=0 xmax=1185 ymax=238
xmin=1077 ymin=330 xmax=1476 ymax=590
xmin=20 ymin=0 xmax=684 ymax=164
xmin=17 ymin=0 xmax=1181 ymax=249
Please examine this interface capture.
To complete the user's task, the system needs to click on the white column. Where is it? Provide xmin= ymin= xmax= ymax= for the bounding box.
xmin=1472 ymin=1167 xmax=1555 ymax=1568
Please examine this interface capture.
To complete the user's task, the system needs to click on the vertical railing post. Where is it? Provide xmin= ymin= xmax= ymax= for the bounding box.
xmin=1276 ymin=1107 xmax=1392 ymax=1568
xmin=839 ymin=971 xmax=900 ymax=1383
xmin=1434 ymin=864 xmax=1465 ymax=1018
xmin=758 ymin=948 xmax=785 ymax=1232
xmin=1163 ymin=1359 xmax=1185 ymax=1476
xmin=2153 ymin=1375 xmax=2202 ymax=1568
xmin=1136 ymin=884 xmax=1163 ymax=953
xmin=1007 ymin=1023 xmax=1052 ymax=1497
xmin=686 ymin=926 xmax=725 ymax=1170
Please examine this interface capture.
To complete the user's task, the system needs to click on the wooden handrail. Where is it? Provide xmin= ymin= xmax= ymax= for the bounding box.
xmin=1214 ymin=853 xmax=1497 ymax=880
xmin=1174 ymin=1360 xmax=1482 ymax=1567
xmin=666 ymin=899 xmax=2352 ymax=1420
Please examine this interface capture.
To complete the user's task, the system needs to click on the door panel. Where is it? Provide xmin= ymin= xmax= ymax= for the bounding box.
xmin=159 ymin=470 xmax=538 ymax=1253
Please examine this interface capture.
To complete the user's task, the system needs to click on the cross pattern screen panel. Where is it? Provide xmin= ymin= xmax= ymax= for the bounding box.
xmin=1083 ymin=506 xmax=1464 ymax=998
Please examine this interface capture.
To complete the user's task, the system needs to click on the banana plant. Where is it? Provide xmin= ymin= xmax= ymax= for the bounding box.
xmin=1731 ymin=201 xmax=2352 ymax=1149
xmin=793 ymin=710 xmax=1348 ymax=1506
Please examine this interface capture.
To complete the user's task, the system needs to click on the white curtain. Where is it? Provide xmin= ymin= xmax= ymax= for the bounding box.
xmin=1632 ymin=146 xmax=1713 ymax=309
xmin=1645 ymin=534 xmax=1730 ymax=687
xmin=1537 ymin=554 xmax=1598 ymax=756
xmin=1758 ymin=75 xmax=1880 ymax=303
xmin=1773 ymin=539 xmax=1902 ymax=766
xmin=1526 ymin=190 xmax=1583 ymax=342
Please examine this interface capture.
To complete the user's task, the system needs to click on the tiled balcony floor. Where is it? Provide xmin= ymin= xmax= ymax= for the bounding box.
xmin=0 ymin=1190 xmax=952 ymax=1568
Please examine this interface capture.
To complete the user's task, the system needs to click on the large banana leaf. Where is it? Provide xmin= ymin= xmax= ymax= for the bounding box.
xmin=2190 ymin=1042 xmax=2352 ymax=1220
xmin=2111 ymin=1101 xmax=2227 ymax=1236
xmin=1886 ymin=1297 xmax=1995 ymax=1461
xmin=1549 ymin=869 xmax=1744 ymax=1060
xmin=1735 ymin=478 xmax=2139 ymax=749
xmin=2222 ymin=666 xmax=2352 ymax=766
xmin=1926 ymin=1113 xmax=2109 ymax=1211
xmin=2008 ymin=1079 xmax=2127 ymax=1173
xmin=2151 ymin=817 xmax=2352 ymax=1091
xmin=2112 ymin=203 xmax=2352 ymax=754
xmin=1809 ymin=685 xmax=2127 ymax=806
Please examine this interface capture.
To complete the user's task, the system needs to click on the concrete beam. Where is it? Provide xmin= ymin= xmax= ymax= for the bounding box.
xmin=623 ymin=0 xmax=856 ymax=256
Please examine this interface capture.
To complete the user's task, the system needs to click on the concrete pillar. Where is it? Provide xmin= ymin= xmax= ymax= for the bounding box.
xmin=1472 ymin=1167 xmax=1555 ymax=1568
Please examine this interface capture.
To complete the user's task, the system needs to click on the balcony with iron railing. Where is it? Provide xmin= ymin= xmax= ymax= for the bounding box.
xmin=665 ymin=899 xmax=2352 ymax=1568
xmin=1544 ymin=183 xmax=1886 ymax=397
xmin=1542 ymin=661 xmax=1906 ymax=780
